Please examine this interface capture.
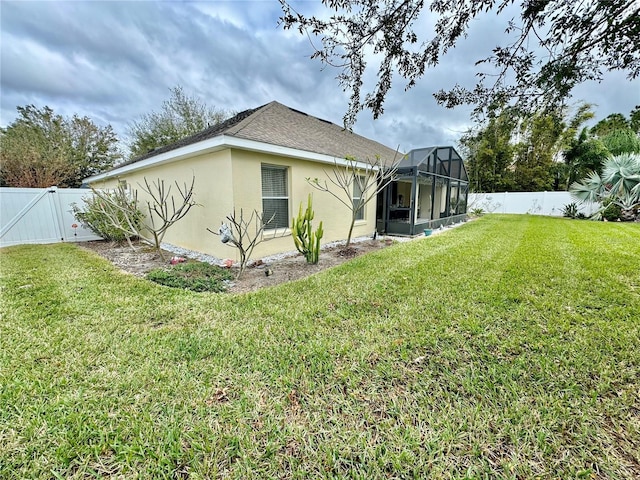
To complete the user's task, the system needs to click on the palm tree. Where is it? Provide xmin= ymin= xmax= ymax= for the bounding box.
xmin=562 ymin=127 xmax=609 ymax=188
xmin=570 ymin=153 xmax=640 ymax=221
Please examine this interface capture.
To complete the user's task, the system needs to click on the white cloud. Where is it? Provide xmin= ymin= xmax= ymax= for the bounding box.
xmin=1 ymin=0 xmax=638 ymax=156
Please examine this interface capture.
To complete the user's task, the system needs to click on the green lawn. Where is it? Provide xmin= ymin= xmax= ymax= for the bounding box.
xmin=1 ymin=215 xmax=639 ymax=479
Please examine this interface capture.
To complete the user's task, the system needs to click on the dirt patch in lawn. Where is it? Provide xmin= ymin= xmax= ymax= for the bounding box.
xmin=77 ymin=238 xmax=395 ymax=294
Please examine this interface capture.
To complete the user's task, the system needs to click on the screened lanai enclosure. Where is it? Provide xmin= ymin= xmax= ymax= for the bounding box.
xmin=377 ymin=146 xmax=469 ymax=236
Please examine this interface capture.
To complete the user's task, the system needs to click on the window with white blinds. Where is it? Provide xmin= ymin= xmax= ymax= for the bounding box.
xmin=261 ymin=164 xmax=289 ymax=229
xmin=353 ymin=175 xmax=365 ymax=220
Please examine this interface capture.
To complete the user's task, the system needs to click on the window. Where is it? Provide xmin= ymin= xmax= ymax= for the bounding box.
xmin=353 ymin=175 xmax=365 ymax=221
xmin=261 ymin=164 xmax=289 ymax=229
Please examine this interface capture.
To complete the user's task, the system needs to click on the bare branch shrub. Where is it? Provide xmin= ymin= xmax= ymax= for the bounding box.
xmin=138 ymin=177 xmax=197 ymax=257
xmin=85 ymin=176 xmax=197 ymax=258
xmin=208 ymin=209 xmax=282 ymax=278
xmin=307 ymin=153 xmax=399 ymax=246
xmin=72 ymin=187 xmax=142 ymax=245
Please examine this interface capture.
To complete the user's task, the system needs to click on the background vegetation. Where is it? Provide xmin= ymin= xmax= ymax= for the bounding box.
xmin=461 ymin=104 xmax=640 ymax=193
xmin=127 ymin=86 xmax=231 ymax=159
xmin=0 ymin=105 xmax=121 ymax=188
xmin=0 ymin=86 xmax=232 ymax=188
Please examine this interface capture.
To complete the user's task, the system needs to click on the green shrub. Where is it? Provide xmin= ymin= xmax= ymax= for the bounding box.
xmin=72 ymin=190 xmax=143 ymax=243
xmin=146 ymin=262 xmax=233 ymax=292
xmin=601 ymin=197 xmax=622 ymax=221
xmin=562 ymin=202 xmax=578 ymax=218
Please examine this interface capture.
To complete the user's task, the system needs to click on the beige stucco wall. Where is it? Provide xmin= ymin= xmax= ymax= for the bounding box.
xmin=90 ymin=148 xmax=377 ymax=260
xmin=91 ymin=149 xmax=234 ymax=257
xmin=228 ymin=149 xmax=376 ymax=258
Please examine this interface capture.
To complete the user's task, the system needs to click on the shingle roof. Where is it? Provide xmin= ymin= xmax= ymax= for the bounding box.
xmin=122 ymin=101 xmax=402 ymax=167
xmin=118 ymin=105 xmax=263 ymax=166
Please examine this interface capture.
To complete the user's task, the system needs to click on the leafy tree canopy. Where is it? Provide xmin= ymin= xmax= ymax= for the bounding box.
xmin=591 ymin=112 xmax=632 ymax=138
xmin=562 ymin=128 xmax=609 ymax=189
xmin=460 ymin=102 xmax=596 ymax=192
xmin=586 ymin=107 xmax=640 ymax=157
xmin=0 ymin=105 xmax=121 ymax=188
xmin=631 ymin=106 xmax=640 ymax=134
xmin=512 ymin=111 xmax=565 ymax=192
xmin=459 ymin=105 xmax=518 ymax=193
xmin=600 ymin=128 xmax=640 ymax=156
xmin=128 ymin=86 xmax=231 ymax=159
xmin=280 ymin=0 xmax=639 ymax=127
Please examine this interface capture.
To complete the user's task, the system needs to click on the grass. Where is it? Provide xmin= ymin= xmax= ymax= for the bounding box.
xmin=1 ymin=215 xmax=639 ymax=479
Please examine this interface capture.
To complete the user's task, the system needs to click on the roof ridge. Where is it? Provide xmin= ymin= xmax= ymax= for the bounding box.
xmin=226 ymin=100 xmax=401 ymax=162
xmin=107 ymin=100 xmax=403 ymax=175
xmin=117 ymin=105 xmax=264 ymax=166
xmin=225 ymin=101 xmax=277 ymax=137
xmin=277 ymin=102 xmax=341 ymax=129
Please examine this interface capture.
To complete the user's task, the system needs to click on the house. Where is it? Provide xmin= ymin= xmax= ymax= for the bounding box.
xmin=85 ymin=101 xmax=401 ymax=259
xmin=377 ymin=146 xmax=469 ymax=236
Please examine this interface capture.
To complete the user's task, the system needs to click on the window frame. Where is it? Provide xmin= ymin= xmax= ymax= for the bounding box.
xmin=353 ymin=174 xmax=365 ymax=221
xmin=261 ymin=163 xmax=290 ymax=230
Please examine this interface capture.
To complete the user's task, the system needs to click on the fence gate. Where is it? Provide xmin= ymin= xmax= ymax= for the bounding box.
xmin=0 ymin=187 xmax=101 ymax=247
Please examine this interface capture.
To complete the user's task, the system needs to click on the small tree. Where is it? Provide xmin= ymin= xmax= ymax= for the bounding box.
xmin=86 ymin=176 xmax=197 ymax=257
xmin=208 ymin=209 xmax=279 ymax=278
xmin=562 ymin=128 xmax=609 ymax=189
xmin=138 ymin=177 xmax=197 ymax=255
xmin=308 ymin=154 xmax=399 ymax=246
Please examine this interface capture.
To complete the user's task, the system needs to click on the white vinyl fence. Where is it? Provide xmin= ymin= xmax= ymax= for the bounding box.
xmin=0 ymin=187 xmax=101 ymax=247
xmin=467 ymin=191 xmax=599 ymax=217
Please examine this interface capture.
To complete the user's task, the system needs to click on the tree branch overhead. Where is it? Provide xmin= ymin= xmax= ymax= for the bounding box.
xmin=279 ymin=0 xmax=639 ymax=125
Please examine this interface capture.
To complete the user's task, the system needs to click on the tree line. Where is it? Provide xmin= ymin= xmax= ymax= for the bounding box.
xmin=3 ymin=89 xmax=638 ymax=195
xmin=0 ymin=86 xmax=231 ymax=188
xmin=460 ymin=104 xmax=640 ymax=193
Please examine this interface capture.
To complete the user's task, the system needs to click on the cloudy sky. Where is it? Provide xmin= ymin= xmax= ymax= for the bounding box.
xmin=2 ymin=0 xmax=639 ymax=155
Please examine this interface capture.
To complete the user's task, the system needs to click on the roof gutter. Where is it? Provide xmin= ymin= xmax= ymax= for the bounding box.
xmin=84 ymin=135 xmax=381 ymax=183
